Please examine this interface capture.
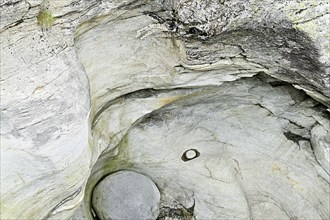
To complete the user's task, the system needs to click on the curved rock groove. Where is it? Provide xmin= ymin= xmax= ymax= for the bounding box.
xmin=73 ymin=2 xmax=330 ymax=219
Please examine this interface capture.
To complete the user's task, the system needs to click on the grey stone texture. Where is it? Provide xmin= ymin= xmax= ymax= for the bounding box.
xmin=1 ymin=0 xmax=329 ymax=219
xmin=92 ymin=171 xmax=160 ymax=220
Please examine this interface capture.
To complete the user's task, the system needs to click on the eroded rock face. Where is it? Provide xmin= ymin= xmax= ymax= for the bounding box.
xmin=0 ymin=0 xmax=101 ymax=219
xmin=0 ymin=7 xmax=92 ymax=220
xmin=73 ymin=3 xmax=329 ymax=217
xmin=84 ymin=77 xmax=329 ymax=219
xmin=1 ymin=0 xmax=330 ymax=219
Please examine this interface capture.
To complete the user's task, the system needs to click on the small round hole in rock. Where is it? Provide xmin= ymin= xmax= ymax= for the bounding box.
xmin=181 ymin=149 xmax=200 ymax=162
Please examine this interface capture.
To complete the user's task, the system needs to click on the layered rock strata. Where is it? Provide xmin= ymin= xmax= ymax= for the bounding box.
xmin=1 ymin=0 xmax=329 ymax=219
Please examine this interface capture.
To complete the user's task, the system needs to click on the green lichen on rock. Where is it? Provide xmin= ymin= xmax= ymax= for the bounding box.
xmin=37 ymin=10 xmax=54 ymax=31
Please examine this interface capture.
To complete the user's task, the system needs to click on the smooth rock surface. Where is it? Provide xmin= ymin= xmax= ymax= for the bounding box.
xmin=0 ymin=0 xmax=143 ymax=218
xmin=92 ymin=170 xmax=160 ymax=220
xmin=71 ymin=203 xmax=88 ymax=220
xmin=0 ymin=15 xmax=92 ymax=220
xmin=77 ymin=1 xmax=330 ymax=219
xmin=86 ymin=77 xmax=330 ymax=219
xmin=0 ymin=0 xmax=104 ymax=218
xmin=311 ymin=124 xmax=330 ymax=174
xmin=1 ymin=0 xmax=330 ymax=219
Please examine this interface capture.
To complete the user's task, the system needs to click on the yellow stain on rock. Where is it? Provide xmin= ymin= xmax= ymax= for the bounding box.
xmin=154 ymin=96 xmax=181 ymax=108
xmin=272 ymin=163 xmax=281 ymax=172
xmin=272 ymin=163 xmax=304 ymax=191
xmin=287 ymin=176 xmax=304 ymax=191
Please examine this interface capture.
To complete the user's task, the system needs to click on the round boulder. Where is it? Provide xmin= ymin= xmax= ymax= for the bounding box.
xmin=92 ymin=170 xmax=160 ymax=220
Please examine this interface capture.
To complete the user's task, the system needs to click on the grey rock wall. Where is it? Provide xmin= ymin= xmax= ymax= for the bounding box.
xmin=1 ymin=0 xmax=329 ymax=219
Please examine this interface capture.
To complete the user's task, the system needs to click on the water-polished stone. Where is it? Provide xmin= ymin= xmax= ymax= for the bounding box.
xmin=92 ymin=170 xmax=160 ymax=220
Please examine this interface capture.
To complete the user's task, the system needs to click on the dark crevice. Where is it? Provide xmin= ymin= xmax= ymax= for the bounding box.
xmin=186 ymin=27 xmax=208 ymax=37
xmin=295 ymin=8 xmax=307 ymax=15
xmin=283 ymin=131 xmax=310 ymax=144
xmin=269 ymin=81 xmax=292 ymax=87
xmin=44 ymin=187 xmax=82 ymax=219
xmin=0 ymin=0 xmax=22 ymax=8
xmin=286 ymin=119 xmax=305 ymax=129
xmin=0 ymin=19 xmax=24 ymax=33
xmin=157 ymin=203 xmax=195 ymax=220
xmin=54 ymin=10 xmax=81 ymax=19
xmin=254 ymin=103 xmax=312 ymax=130
xmin=254 ymin=103 xmax=273 ymax=115
xmin=117 ymin=0 xmax=149 ymax=11
xmin=143 ymin=11 xmax=166 ymax=23
xmin=91 ymin=207 xmax=100 ymax=220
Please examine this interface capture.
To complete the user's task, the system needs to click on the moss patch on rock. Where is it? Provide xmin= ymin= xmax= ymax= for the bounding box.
xmin=37 ymin=10 xmax=54 ymax=31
